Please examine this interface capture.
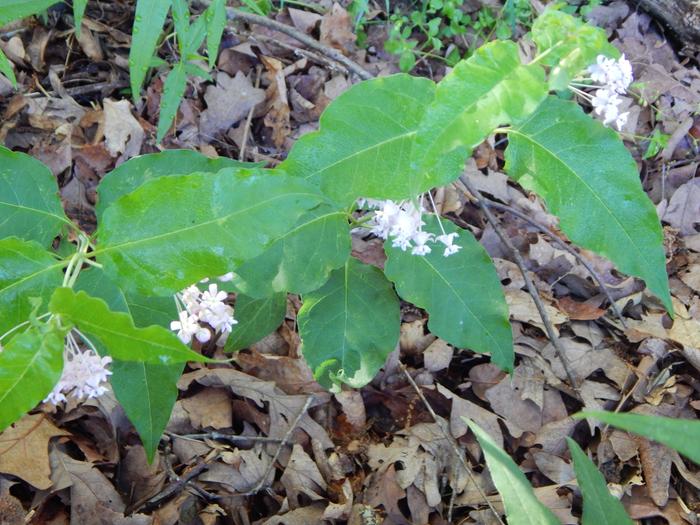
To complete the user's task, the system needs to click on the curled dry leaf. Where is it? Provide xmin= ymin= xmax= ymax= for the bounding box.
xmin=103 ymin=99 xmax=144 ymax=159
xmin=199 ymin=71 xmax=265 ymax=139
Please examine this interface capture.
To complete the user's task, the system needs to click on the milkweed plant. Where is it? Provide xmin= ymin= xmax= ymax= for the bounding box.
xmin=0 ymin=8 xmax=672 ymax=474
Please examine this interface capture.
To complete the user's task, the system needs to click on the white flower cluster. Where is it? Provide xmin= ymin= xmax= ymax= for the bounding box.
xmin=44 ymin=335 xmax=112 ymax=405
xmin=362 ymin=198 xmax=461 ymax=257
xmin=171 ymin=282 xmax=237 ymax=345
xmin=586 ymin=54 xmax=633 ymax=129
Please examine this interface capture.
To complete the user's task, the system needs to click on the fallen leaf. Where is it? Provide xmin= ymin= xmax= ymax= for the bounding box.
xmin=0 ymin=414 xmax=69 ymax=490
xmin=319 ymin=4 xmax=356 ymax=54
xmin=280 ymin=443 xmax=327 ymax=507
xmin=288 ymin=8 xmax=322 ymax=34
xmin=436 ymin=384 xmax=504 ymax=448
xmin=103 ymin=99 xmax=144 ymax=159
xmin=660 ymin=178 xmax=700 ymax=235
xmin=505 ymin=289 xmax=568 ymax=334
xmin=423 ymin=339 xmax=453 ymax=372
xmin=180 ymin=388 xmax=232 ymax=430
xmin=199 ymin=71 xmax=265 ymax=139
xmin=334 ymin=390 xmax=366 ymax=431
xmin=261 ymin=56 xmax=291 ymax=148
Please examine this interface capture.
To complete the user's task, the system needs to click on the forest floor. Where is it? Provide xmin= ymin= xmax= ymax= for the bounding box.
xmin=0 ymin=0 xmax=699 ymax=524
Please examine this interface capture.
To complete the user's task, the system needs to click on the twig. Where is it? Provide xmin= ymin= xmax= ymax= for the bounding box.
xmin=136 ymin=462 xmax=209 ymax=513
xmin=26 ymin=79 xmax=129 ymax=99
xmin=166 ymin=430 xmax=284 ymax=444
xmin=400 ymin=364 xmax=506 ymax=525
xmin=196 ymin=0 xmax=373 ymax=80
xmin=459 ymin=175 xmax=583 ymax=395
xmin=242 ymin=395 xmax=314 ymax=496
xmin=477 ymin=198 xmax=627 ymax=328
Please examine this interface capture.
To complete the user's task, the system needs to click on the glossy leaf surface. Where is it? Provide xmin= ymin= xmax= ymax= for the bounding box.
xmin=129 ymin=0 xmax=170 ymax=99
xmin=0 ymin=0 xmax=60 ymax=26
xmin=0 ymin=237 xmax=63 ymax=338
xmin=298 ymin=258 xmax=400 ymax=389
xmin=567 ymin=438 xmax=632 ymax=525
xmin=156 ymin=63 xmax=188 ymax=143
xmin=96 ymin=170 xmax=324 ymax=295
xmin=49 ymin=288 xmax=207 ymax=364
xmin=384 ymin=217 xmax=513 ymax=371
xmin=0 ymin=146 xmax=71 ymax=246
xmin=226 ymin=292 xmax=287 ymax=352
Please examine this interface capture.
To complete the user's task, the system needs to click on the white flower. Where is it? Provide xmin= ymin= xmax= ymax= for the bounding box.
xmin=44 ymin=344 xmax=113 ymax=405
xmin=180 ymin=285 xmax=202 ymax=315
xmin=614 ymin=111 xmax=629 ymax=130
xmin=588 ymin=54 xmax=633 ymax=94
xmin=437 ymin=232 xmax=461 ymax=257
xmin=218 ymin=272 xmax=235 ymax=282
xmin=591 ymin=88 xmax=619 ymax=116
xmin=411 ymin=230 xmax=433 ymax=255
xmin=200 ymin=301 xmax=237 ymax=334
xmin=201 ymin=283 xmax=228 ymax=306
xmin=170 ymin=311 xmax=210 ymax=344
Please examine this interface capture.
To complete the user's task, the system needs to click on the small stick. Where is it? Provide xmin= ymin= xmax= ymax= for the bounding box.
xmin=196 ymin=0 xmax=373 ymax=80
xmin=238 ymin=65 xmax=262 ymax=162
xmin=136 ymin=462 xmax=209 ymax=513
xmin=459 ymin=175 xmax=583 ymax=395
xmin=476 ymin=197 xmax=627 ymax=327
xmin=400 ymin=364 xmax=506 ymax=525
xmin=242 ymin=395 xmax=314 ymax=496
xmin=166 ymin=430 xmax=285 ymax=444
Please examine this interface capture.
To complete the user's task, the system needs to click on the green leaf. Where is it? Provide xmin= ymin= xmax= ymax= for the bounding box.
xmin=384 ymin=217 xmax=513 ymax=371
xmin=0 ymin=237 xmax=64 ymax=338
xmin=74 ymin=267 xmax=182 ymax=462
xmin=95 ymin=170 xmax=324 ymax=296
xmin=0 ymin=48 xmax=17 ymax=87
xmin=0 ymin=0 xmax=60 ymax=26
xmin=111 ymin=360 xmax=183 ymax=462
xmin=226 ymin=292 xmax=287 ymax=352
xmin=156 ymin=63 xmax=187 ymax=143
xmin=72 ymin=0 xmax=88 ymax=35
xmin=129 ymin=0 xmax=171 ymax=100
xmin=170 ymin=0 xmax=190 ymax=47
xmin=298 ymin=258 xmax=400 ymax=390
xmin=0 ymin=145 xmax=72 ymax=246
xmin=280 ymin=74 xmax=446 ymax=206
xmin=414 ymin=40 xmax=547 ymax=189
xmin=231 ymin=206 xmax=350 ymax=298
xmin=205 ymin=0 xmax=226 ymax=68
xmin=0 ymin=321 xmax=66 ymax=432
xmin=566 ymin=438 xmax=633 ymax=525
xmin=48 ymin=288 xmax=208 ymax=364
xmin=96 ymin=149 xmax=252 ymax=220
xmin=505 ymin=97 xmax=672 ymax=313
xmin=465 ymin=419 xmax=561 ymax=525
xmin=530 ymin=9 xmax=618 ymax=90
xmin=575 ymin=411 xmax=700 ymax=464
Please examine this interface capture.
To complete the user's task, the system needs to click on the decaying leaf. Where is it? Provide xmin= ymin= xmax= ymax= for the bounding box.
xmin=199 ymin=71 xmax=265 ymax=139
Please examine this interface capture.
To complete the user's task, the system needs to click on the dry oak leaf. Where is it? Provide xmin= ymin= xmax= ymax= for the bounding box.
xmin=319 ymin=3 xmax=356 ymax=54
xmin=0 ymin=414 xmax=69 ymax=490
xmin=435 ymin=383 xmax=504 ymax=448
xmin=280 ymin=443 xmax=328 ymax=507
xmin=199 ymin=71 xmax=265 ymax=138
xmin=103 ymin=99 xmax=144 ymax=158
xmin=505 ymin=289 xmax=568 ymax=334
xmin=180 ymin=388 xmax=232 ymax=430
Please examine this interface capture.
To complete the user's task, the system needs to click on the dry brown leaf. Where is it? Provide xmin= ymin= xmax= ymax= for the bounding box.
xmin=117 ymin=445 xmax=166 ymax=506
xmin=261 ymin=56 xmax=291 ymax=148
xmin=75 ymin=24 xmax=103 ymax=61
xmin=323 ymin=478 xmax=353 ymax=520
xmin=178 ymin=368 xmax=333 ymax=448
xmin=280 ymin=443 xmax=327 ymax=507
xmin=542 ymin=338 xmax=630 ymax=388
xmin=199 ymin=71 xmax=265 ymax=139
xmin=399 ymin=319 xmax=435 ymax=356
xmin=436 ymin=384 xmax=504 ymax=448
xmin=468 ymin=363 xmax=506 ymax=401
xmin=319 ymin=4 xmax=356 ymax=54
xmin=103 ymin=99 xmax=144 ymax=158
xmin=423 ymin=339 xmax=453 ymax=372
xmin=261 ymin=504 xmax=327 ymax=525
xmin=505 ymin=289 xmax=568 ymax=334
xmin=0 ymin=414 xmax=69 ymax=489
xmin=660 ymin=178 xmax=700 ymax=235
xmin=334 ymin=390 xmax=366 ymax=431
xmin=235 ymin=350 xmax=321 ymax=394
xmin=532 ymin=451 xmax=575 ymax=484
xmin=288 ymin=7 xmax=322 ymax=34
xmin=484 ymin=376 xmax=543 ymax=438
xmin=180 ymin=388 xmax=232 ymax=430
xmin=200 ymin=446 xmax=273 ymax=492
xmin=557 ymin=295 xmax=607 ymax=321
xmin=0 ymin=478 xmax=24 ymax=525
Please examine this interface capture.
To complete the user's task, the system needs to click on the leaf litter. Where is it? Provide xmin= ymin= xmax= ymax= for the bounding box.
xmin=0 ymin=0 xmax=699 ymax=523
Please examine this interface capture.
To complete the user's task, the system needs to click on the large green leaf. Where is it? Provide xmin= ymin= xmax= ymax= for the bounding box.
xmin=531 ymin=9 xmax=618 ymax=90
xmin=226 ymin=292 xmax=287 ymax=352
xmin=413 ymin=40 xmax=547 ymax=188
xmin=566 ymin=438 xmax=632 ymax=525
xmin=576 ymin=411 xmax=700 ymax=464
xmin=0 ymin=322 xmax=66 ymax=432
xmin=0 ymin=237 xmax=64 ymax=338
xmin=465 ymin=419 xmax=561 ymax=525
xmin=0 ymin=48 xmax=16 ymax=87
xmin=74 ymin=267 xmax=182 ymax=462
xmin=96 ymin=150 xmax=251 ymax=220
xmin=94 ymin=170 xmax=324 ymax=295
xmin=384 ymin=217 xmax=513 ymax=371
xmin=298 ymin=258 xmax=400 ymax=389
xmin=232 ymin=206 xmax=350 ymax=298
xmin=0 ymin=146 xmax=72 ymax=246
xmin=280 ymin=74 xmax=451 ymax=206
xmin=0 ymin=0 xmax=60 ymax=26
xmin=129 ymin=0 xmax=170 ymax=100
xmin=505 ymin=97 xmax=672 ymax=313
xmin=49 ymin=288 xmax=207 ymax=364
